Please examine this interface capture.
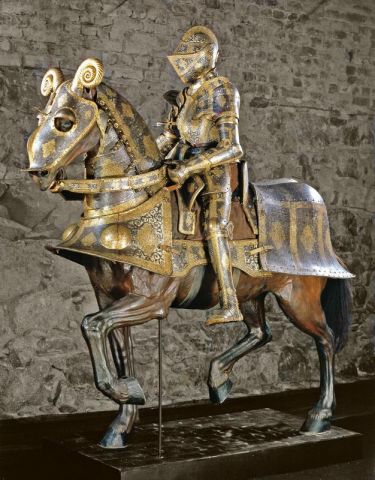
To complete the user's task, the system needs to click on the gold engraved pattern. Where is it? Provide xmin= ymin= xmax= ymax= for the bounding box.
xmin=270 ymin=221 xmax=286 ymax=250
xmin=121 ymin=102 xmax=134 ymax=119
xmin=55 ymin=189 xmax=173 ymax=276
xmin=100 ymin=225 xmax=132 ymax=250
xmin=136 ymin=223 xmax=157 ymax=257
xmin=143 ymin=134 xmax=159 ymax=159
xmin=289 ymin=204 xmax=300 ymax=265
xmin=127 ymin=203 xmax=166 ymax=265
xmin=42 ymin=139 xmax=56 ymax=158
xmin=171 ymin=239 xmax=270 ymax=278
xmin=301 ymin=224 xmax=315 ymax=254
xmin=99 ymin=157 xmax=125 ymax=177
xmin=61 ymin=223 xmax=79 ymax=242
xmin=80 ymin=232 xmax=97 ymax=247
xmin=317 ymin=207 xmax=326 ymax=259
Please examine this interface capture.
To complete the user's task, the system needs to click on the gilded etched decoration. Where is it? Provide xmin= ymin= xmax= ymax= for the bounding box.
xmin=61 ymin=223 xmax=79 ymax=242
xmin=100 ymin=225 xmax=132 ymax=250
xmin=243 ymin=245 xmax=261 ymax=270
xmin=253 ymin=180 xmax=353 ymax=278
xmin=80 ymin=232 xmax=97 ymax=247
xmin=171 ymin=239 xmax=268 ymax=278
xmin=143 ymin=134 xmax=159 ymax=159
xmin=136 ymin=223 xmax=157 ymax=257
xmin=98 ymin=157 xmax=125 ymax=177
xmin=121 ymin=102 xmax=134 ymax=118
xmin=42 ymin=139 xmax=56 ymax=158
xmin=56 ymin=189 xmax=173 ymax=275
xmin=289 ymin=204 xmax=300 ymax=265
xmin=317 ymin=207 xmax=326 ymax=259
xmin=26 ymin=46 xmax=354 ymax=450
xmin=301 ymin=224 xmax=315 ymax=254
xmin=270 ymin=221 xmax=286 ymax=250
xmin=129 ymin=204 xmax=165 ymax=264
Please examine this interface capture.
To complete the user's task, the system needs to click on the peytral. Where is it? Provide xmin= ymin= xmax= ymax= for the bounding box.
xmin=26 ymin=27 xmax=353 ymax=449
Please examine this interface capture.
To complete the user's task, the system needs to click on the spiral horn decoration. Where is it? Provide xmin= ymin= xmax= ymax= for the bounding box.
xmin=71 ymin=58 xmax=104 ymax=93
xmin=40 ymin=68 xmax=64 ymax=97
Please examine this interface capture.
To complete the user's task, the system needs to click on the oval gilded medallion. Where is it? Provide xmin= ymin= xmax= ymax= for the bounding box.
xmin=61 ymin=223 xmax=79 ymax=242
xmin=100 ymin=225 xmax=132 ymax=250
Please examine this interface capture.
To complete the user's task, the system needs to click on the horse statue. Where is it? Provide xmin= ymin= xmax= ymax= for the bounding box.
xmin=25 ymin=58 xmax=353 ymax=449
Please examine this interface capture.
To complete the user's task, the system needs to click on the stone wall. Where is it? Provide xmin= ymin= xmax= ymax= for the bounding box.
xmin=0 ymin=0 xmax=374 ymax=418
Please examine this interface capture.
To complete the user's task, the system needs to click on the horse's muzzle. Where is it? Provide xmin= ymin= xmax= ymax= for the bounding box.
xmin=28 ymin=168 xmax=65 ymax=191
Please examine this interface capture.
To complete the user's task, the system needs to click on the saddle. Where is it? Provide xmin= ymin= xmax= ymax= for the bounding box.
xmin=174 ymin=161 xmax=258 ymax=240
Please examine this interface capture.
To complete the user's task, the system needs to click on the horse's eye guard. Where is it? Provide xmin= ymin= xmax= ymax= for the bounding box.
xmin=54 ymin=108 xmax=76 ymax=132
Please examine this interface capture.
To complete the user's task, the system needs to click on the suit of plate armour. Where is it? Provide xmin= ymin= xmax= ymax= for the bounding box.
xmin=157 ymin=28 xmax=244 ymax=324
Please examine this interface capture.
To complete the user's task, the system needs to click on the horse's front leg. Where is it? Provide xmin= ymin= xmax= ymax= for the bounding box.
xmin=100 ymin=328 xmax=139 ymax=448
xmin=81 ymin=292 xmax=169 ymax=405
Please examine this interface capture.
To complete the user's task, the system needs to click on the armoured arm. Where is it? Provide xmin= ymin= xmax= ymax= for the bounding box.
xmin=156 ymin=91 xmax=180 ymax=157
xmin=168 ymin=116 xmax=243 ymax=185
xmin=156 ymin=127 xmax=178 ymax=157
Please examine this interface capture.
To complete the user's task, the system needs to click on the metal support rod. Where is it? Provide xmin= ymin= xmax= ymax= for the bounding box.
xmin=158 ymin=318 xmax=163 ymax=458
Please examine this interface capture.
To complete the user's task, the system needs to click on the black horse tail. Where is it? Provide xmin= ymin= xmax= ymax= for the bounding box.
xmin=321 ymin=278 xmax=353 ymax=353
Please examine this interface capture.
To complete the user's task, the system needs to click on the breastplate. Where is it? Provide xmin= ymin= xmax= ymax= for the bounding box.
xmin=176 ymin=91 xmax=219 ymax=147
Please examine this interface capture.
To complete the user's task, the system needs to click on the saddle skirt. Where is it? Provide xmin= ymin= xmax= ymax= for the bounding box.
xmin=48 ymin=180 xmax=353 ymax=279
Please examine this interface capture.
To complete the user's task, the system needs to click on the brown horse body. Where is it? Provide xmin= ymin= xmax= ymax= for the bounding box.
xmin=27 ymin=61 xmax=352 ymax=448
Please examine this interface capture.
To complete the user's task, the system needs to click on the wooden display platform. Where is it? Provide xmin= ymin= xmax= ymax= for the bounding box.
xmin=46 ymin=408 xmax=362 ymax=480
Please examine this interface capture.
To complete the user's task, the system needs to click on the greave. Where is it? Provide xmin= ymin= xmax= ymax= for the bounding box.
xmin=206 ymin=230 xmax=243 ymax=325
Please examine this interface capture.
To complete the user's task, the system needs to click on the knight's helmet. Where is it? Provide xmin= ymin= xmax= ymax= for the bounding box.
xmin=168 ymin=26 xmax=219 ymax=84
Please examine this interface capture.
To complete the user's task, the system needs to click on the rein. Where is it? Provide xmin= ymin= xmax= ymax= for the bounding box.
xmin=50 ymin=165 xmax=168 ymax=194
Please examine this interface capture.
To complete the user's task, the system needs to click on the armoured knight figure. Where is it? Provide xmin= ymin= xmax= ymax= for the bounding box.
xmin=157 ymin=26 xmax=244 ymax=325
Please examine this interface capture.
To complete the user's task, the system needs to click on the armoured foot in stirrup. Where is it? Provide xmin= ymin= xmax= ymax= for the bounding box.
xmin=206 ymin=284 xmax=244 ymax=325
xmin=206 ymin=304 xmax=243 ymax=325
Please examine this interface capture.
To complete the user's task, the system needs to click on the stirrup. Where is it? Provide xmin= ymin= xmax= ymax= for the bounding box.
xmin=206 ymin=306 xmax=243 ymax=326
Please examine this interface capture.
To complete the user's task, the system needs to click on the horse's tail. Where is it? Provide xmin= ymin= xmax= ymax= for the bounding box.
xmin=321 ymin=277 xmax=353 ymax=353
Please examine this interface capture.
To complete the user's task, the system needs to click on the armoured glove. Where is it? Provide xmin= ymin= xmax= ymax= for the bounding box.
xmin=167 ymin=162 xmax=189 ymax=186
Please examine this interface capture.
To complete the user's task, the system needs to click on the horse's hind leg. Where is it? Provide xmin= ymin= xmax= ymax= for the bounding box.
xmin=276 ymin=277 xmax=335 ymax=433
xmin=208 ymin=295 xmax=272 ymax=403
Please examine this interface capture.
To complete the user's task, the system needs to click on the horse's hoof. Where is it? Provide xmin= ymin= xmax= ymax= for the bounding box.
xmin=300 ymin=416 xmax=331 ymax=434
xmin=113 ymin=377 xmax=146 ymax=405
xmin=99 ymin=428 xmax=129 ymax=449
xmin=208 ymin=378 xmax=233 ymax=404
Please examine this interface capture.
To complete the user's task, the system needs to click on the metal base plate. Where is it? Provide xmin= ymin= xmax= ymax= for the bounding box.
xmin=46 ymin=409 xmax=362 ymax=479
